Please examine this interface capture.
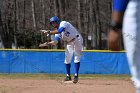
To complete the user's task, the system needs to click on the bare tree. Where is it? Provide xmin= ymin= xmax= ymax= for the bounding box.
xmin=0 ymin=9 xmax=4 ymax=48
xmin=14 ymin=0 xmax=17 ymax=48
xmin=58 ymin=0 xmax=65 ymax=19
xmin=77 ymin=0 xmax=82 ymax=32
xmin=94 ymin=0 xmax=102 ymax=49
xmin=31 ymin=0 xmax=37 ymax=30
xmin=0 ymin=0 xmax=115 ymax=49
xmin=54 ymin=0 xmax=59 ymax=16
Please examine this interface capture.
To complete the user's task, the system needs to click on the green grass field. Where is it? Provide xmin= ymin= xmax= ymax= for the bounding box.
xmin=0 ymin=74 xmax=131 ymax=80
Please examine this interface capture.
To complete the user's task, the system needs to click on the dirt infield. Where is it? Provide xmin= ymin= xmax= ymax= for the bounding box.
xmin=0 ymin=79 xmax=135 ymax=93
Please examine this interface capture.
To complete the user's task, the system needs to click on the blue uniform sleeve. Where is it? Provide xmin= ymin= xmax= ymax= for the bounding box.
xmin=113 ymin=0 xmax=129 ymax=12
xmin=54 ymin=34 xmax=61 ymax=42
xmin=58 ymin=27 xmax=65 ymax=33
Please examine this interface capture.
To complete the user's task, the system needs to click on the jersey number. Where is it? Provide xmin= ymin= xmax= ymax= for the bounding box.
xmin=65 ymin=32 xmax=70 ymax=37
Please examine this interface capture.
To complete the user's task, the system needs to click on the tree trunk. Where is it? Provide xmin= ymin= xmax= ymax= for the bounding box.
xmin=14 ymin=0 xmax=17 ymax=48
xmin=77 ymin=0 xmax=82 ymax=32
xmin=83 ymin=0 xmax=89 ymax=49
xmin=58 ymin=0 xmax=65 ymax=19
xmin=40 ymin=0 xmax=46 ymax=42
xmin=2 ymin=1 xmax=13 ymax=48
xmin=31 ymin=0 xmax=37 ymax=47
xmin=54 ymin=0 xmax=59 ymax=16
xmin=92 ymin=4 xmax=97 ymax=49
xmin=89 ymin=0 xmax=94 ymax=49
xmin=31 ymin=0 xmax=37 ymax=30
xmin=0 ymin=9 xmax=4 ymax=48
xmin=41 ymin=0 xmax=46 ymax=29
xmin=23 ymin=0 xmax=26 ymax=48
xmin=94 ymin=0 xmax=102 ymax=49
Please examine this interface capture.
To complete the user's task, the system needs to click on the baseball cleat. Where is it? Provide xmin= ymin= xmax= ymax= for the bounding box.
xmin=73 ymin=76 xmax=78 ymax=84
xmin=64 ymin=76 xmax=72 ymax=81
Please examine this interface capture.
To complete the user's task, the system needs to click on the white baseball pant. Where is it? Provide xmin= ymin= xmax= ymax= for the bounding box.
xmin=123 ymin=0 xmax=140 ymax=93
xmin=64 ymin=35 xmax=83 ymax=64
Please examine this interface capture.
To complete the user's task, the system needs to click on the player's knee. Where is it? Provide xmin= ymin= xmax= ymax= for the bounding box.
xmin=74 ymin=57 xmax=81 ymax=63
xmin=74 ymin=61 xmax=80 ymax=63
xmin=64 ymin=61 xmax=70 ymax=64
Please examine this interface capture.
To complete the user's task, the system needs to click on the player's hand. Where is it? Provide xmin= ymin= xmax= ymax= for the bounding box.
xmin=39 ymin=42 xmax=48 ymax=47
xmin=40 ymin=30 xmax=51 ymax=36
xmin=107 ymin=30 xmax=121 ymax=51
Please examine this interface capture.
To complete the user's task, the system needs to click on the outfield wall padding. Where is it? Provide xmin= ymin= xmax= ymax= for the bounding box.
xmin=0 ymin=50 xmax=130 ymax=74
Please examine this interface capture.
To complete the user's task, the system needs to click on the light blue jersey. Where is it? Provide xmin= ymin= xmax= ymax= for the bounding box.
xmin=54 ymin=21 xmax=81 ymax=42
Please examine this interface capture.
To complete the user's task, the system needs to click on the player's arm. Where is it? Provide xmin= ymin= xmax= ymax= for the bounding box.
xmin=111 ymin=0 xmax=129 ymax=28
xmin=39 ymin=42 xmax=48 ymax=47
xmin=47 ymin=34 xmax=61 ymax=45
xmin=39 ymin=41 xmax=57 ymax=47
xmin=108 ymin=0 xmax=129 ymax=51
xmin=50 ymin=27 xmax=65 ymax=34
xmin=41 ymin=21 xmax=66 ymax=35
xmin=50 ymin=21 xmax=67 ymax=34
xmin=47 ymin=40 xmax=58 ymax=45
xmin=41 ymin=27 xmax=65 ymax=36
xmin=39 ymin=34 xmax=61 ymax=47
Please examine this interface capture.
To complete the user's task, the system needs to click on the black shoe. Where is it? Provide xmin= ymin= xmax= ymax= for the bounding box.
xmin=73 ymin=76 xmax=78 ymax=84
xmin=64 ymin=76 xmax=71 ymax=81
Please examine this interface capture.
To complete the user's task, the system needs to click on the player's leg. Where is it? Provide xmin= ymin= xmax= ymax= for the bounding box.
xmin=123 ymin=1 xmax=140 ymax=93
xmin=64 ymin=44 xmax=74 ymax=81
xmin=73 ymin=37 xmax=83 ymax=83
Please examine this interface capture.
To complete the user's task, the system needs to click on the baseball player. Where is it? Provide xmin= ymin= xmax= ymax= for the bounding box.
xmin=39 ymin=16 xmax=83 ymax=83
xmin=108 ymin=0 xmax=140 ymax=93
